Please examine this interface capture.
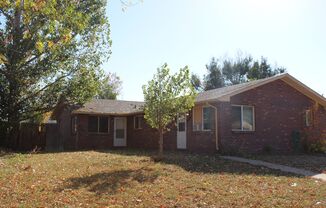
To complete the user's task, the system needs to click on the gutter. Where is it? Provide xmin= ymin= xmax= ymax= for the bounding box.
xmin=205 ymin=102 xmax=219 ymax=151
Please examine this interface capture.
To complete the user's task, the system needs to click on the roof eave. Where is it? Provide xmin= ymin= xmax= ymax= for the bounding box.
xmin=281 ymin=75 xmax=326 ymax=107
xmin=194 ymin=73 xmax=326 ymax=107
xmin=71 ymin=111 xmax=144 ymax=116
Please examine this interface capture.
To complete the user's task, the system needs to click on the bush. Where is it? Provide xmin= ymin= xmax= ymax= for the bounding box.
xmin=308 ymin=139 xmax=326 ymax=153
xmin=291 ymin=130 xmax=303 ymax=153
xmin=262 ymin=145 xmax=272 ymax=153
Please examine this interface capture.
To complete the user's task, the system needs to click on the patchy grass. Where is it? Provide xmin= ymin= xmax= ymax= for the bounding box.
xmin=247 ymin=154 xmax=326 ymax=173
xmin=0 ymin=150 xmax=325 ymax=207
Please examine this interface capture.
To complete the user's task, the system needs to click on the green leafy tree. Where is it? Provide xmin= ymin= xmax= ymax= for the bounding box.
xmin=191 ymin=73 xmax=203 ymax=92
xmin=247 ymin=57 xmax=286 ymax=80
xmin=222 ymin=55 xmax=252 ymax=85
xmin=142 ymin=63 xmax=196 ymax=158
xmin=0 ymin=0 xmax=111 ymax=145
xmin=97 ymin=72 xmax=122 ymax=100
xmin=203 ymin=58 xmax=224 ymax=90
xmin=203 ymin=54 xmax=286 ymax=90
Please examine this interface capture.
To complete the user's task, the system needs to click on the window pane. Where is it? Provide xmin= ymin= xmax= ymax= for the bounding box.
xmin=139 ymin=117 xmax=143 ymax=129
xmin=116 ymin=129 xmax=125 ymax=138
xmin=203 ymin=107 xmax=213 ymax=130
xmin=71 ymin=116 xmax=77 ymax=134
xmin=135 ymin=116 xmax=143 ymax=129
xmin=135 ymin=117 xmax=139 ymax=129
xmin=231 ymin=106 xmax=241 ymax=130
xmin=178 ymin=122 xmax=185 ymax=131
xmin=99 ymin=117 xmax=109 ymax=133
xmin=193 ymin=106 xmax=202 ymax=131
xmin=88 ymin=116 xmax=98 ymax=132
xmin=305 ymin=110 xmax=312 ymax=127
xmin=243 ymin=106 xmax=254 ymax=131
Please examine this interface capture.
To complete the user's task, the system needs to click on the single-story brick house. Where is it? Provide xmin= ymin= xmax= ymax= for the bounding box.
xmin=54 ymin=73 xmax=326 ymax=153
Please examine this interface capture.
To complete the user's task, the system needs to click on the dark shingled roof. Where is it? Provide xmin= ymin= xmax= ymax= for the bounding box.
xmin=72 ymin=74 xmax=326 ymax=115
xmin=72 ymin=99 xmax=144 ymax=115
xmin=195 ymin=76 xmax=278 ymax=102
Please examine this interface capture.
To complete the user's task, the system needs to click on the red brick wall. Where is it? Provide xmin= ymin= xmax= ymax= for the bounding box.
xmin=187 ymin=107 xmax=217 ymax=153
xmin=69 ymin=112 xmax=217 ymax=153
xmin=57 ymin=79 xmax=325 ymax=154
xmin=218 ymin=79 xmax=317 ymax=153
xmin=73 ymin=114 xmax=114 ymax=149
xmin=304 ymin=105 xmax=326 ymax=144
xmin=69 ymin=114 xmax=178 ymax=151
xmin=56 ymin=106 xmax=75 ymax=150
xmin=126 ymin=116 xmax=157 ymax=149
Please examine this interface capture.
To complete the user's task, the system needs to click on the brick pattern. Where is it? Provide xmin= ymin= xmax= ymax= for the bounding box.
xmin=304 ymin=105 xmax=326 ymax=143
xmin=57 ymin=79 xmax=325 ymax=154
xmin=218 ymin=80 xmax=318 ymax=153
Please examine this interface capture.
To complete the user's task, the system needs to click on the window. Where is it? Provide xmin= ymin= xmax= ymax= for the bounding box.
xmin=88 ymin=116 xmax=98 ymax=132
xmin=178 ymin=114 xmax=186 ymax=132
xmin=232 ymin=105 xmax=254 ymax=131
xmin=193 ymin=106 xmax=202 ymax=131
xmin=71 ymin=116 xmax=77 ymax=134
xmin=99 ymin=116 xmax=109 ymax=132
xmin=305 ymin=110 xmax=313 ymax=127
xmin=134 ymin=116 xmax=143 ymax=129
xmin=88 ymin=116 xmax=109 ymax=133
xmin=193 ymin=105 xmax=215 ymax=131
xmin=203 ymin=106 xmax=214 ymax=130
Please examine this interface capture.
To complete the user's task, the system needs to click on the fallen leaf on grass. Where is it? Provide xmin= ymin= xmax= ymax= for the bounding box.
xmin=22 ymin=165 xmax=32 ymax=171
xmin=290 ymin=183 xmax=297 ymax=187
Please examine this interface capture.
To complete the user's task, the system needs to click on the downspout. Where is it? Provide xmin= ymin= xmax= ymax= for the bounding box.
xmin=206 ymin=102 xmax=219 ymax=151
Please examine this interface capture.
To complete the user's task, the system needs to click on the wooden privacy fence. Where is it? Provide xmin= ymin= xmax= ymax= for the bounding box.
xmin=18 ymin=123 xmax=61 ymax=151
xmin=18 ymin=123 xmax=46 ymax=150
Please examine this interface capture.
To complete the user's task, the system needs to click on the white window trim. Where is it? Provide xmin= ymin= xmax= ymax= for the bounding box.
xmin=192 ymin=107 xmax=201 ymax=132
xmin=231 ymin=105 xmax=255 ymax=132
xmin=305 ymin=109 xmax=312 ymax=127
xmin=134 ymin=115 xmax=143 ymax=129
xmin=72 ymin=116 xmax=77 ymax=134
xmin=202 ymin=106 xmax=213 ymax=131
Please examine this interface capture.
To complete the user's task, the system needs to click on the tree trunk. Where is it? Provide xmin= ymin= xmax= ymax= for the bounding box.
xmin=158 ymin=129 xmax=164 ymax=159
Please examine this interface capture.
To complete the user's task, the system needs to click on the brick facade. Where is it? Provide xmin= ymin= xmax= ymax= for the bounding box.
xmin=304 ymin=104 xmax=326 ymax=144
xmin=218 ymin=79 xmax=322 ymax=153
xmin=56 ymin=79 xmax=325 ymax=154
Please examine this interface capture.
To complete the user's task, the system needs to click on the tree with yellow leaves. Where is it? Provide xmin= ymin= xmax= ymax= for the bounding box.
xmin=0 ymin=0 xmax=111 ymax=146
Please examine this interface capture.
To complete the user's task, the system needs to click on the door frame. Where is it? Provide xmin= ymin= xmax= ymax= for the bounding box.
xmin=113 ymin=117 xmax=127 ymax=147
xmin=177 ymin=114 xmax=187 ymax=149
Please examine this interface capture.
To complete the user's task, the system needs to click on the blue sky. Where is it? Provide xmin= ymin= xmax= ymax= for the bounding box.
xmin=105 ymin=0 xmax=326 ymax=101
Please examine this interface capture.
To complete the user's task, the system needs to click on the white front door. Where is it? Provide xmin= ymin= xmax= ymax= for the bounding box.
xmin=114 ymin=117 xmax=127 ymax=147
xmin=177 ymin=114 xmax=187 ymax=149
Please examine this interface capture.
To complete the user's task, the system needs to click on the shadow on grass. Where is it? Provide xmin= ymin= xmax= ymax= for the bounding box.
xmin=97 ymin=149 xmax=303 ymax=178
xmin=57 ymin=166 xmax=159 ymax=195
xmin=51 ymin=149 xmax=307 ymax=196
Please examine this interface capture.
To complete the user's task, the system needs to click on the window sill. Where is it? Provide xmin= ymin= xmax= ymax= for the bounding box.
xmin=232 ymin=130 xmax=255 ymax=133
xmin=192 ymin=130 xmax=214 ymax=133
xmin=87 ymin=132 xmax=110 ymax=135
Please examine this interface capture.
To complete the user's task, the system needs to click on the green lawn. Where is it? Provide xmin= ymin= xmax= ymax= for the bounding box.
xmin=0 ymin=150 xmax=325 ymax=207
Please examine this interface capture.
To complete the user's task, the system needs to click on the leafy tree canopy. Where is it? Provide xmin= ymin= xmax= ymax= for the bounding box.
xmin=203 ymin=53 xmax=286 ymax=90
xmin=203 ymin=57 xmax=225 ymax=90
xmin=97 ymin=72 xmax=122 ymax=100
xmin=191 ymin=73 xmax=203 ymax=92
xmin=0 ymin=0 xmax=111 ymax=142
xmin=142 ymin=63 xmax=196 ymax=157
